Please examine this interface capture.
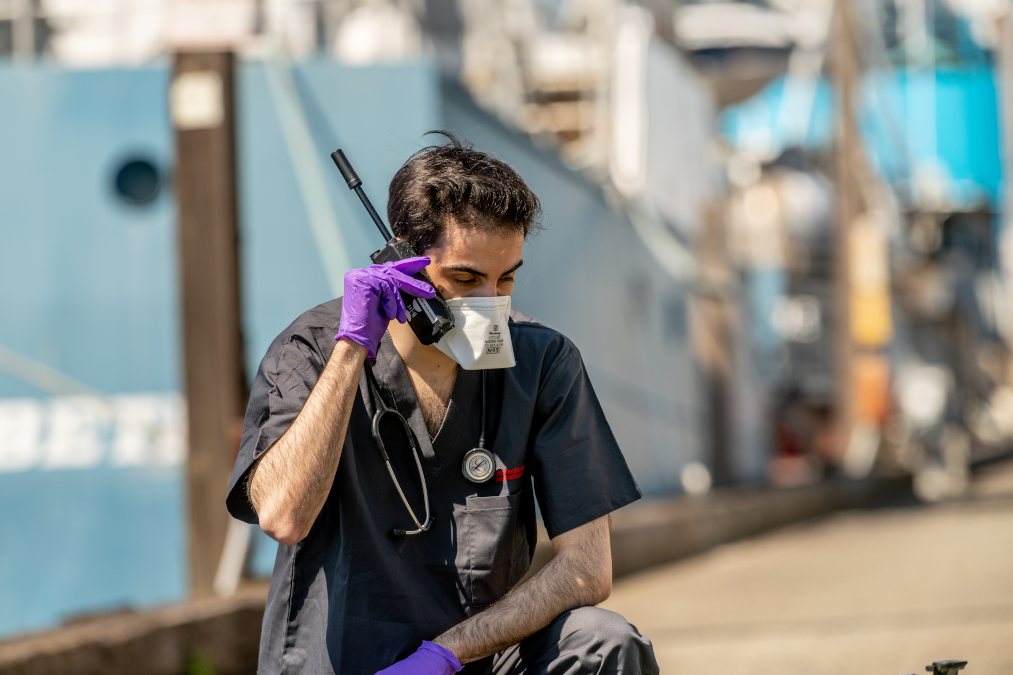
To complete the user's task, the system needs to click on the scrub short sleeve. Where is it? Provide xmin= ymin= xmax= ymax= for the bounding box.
xmin=226 ymin=336 xmax=327 ymax=523
xmin=528 ymin=343 xmax=642 ymax=539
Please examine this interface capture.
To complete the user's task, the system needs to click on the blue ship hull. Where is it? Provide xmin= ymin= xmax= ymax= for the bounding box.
xmin=0 ymin=58 xmax=705 ymax=637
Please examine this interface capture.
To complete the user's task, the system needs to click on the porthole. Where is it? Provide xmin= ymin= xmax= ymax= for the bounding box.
xmin=113 ymin=158 xmax=161 ymax=206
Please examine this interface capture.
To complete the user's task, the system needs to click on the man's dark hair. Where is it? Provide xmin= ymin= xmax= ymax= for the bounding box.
xmin=387 ymin=131 xmax=542 ymax=254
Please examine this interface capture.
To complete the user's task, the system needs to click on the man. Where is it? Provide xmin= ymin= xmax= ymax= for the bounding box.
xmin=226 ymin=133 xmax=658 ymax=674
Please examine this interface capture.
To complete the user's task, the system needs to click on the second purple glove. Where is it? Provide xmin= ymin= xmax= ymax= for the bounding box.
xmin=335 ymin=257 xmax=435 ymax=360
xmin=374 ymin=641 xmax=463 ymax=675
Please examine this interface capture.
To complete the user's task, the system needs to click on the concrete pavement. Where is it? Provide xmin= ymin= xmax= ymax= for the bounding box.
xmin=602 ymin=462 xmax=1013 ymax=675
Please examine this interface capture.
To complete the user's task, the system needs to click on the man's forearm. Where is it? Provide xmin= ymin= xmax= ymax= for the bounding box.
xmin=249 ymin=338 xmax=366 ymax=544
xmin=434 ymin=517 xmax=612 ymax=663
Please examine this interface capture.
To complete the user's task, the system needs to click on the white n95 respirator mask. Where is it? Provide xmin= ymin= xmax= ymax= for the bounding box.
xmin=434 ymin=296 xmax=515 ymax=370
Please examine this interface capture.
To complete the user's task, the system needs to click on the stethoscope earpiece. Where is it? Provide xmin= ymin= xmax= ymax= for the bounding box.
xmin=392 ymin=516 xmax=435 ymax=538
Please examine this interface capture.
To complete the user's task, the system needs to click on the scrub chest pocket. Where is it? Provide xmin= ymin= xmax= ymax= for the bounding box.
xmin=458 ymin=492 xmax=531 ymax=609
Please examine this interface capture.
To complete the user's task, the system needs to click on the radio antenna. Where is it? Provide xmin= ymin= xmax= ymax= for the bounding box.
xmin=331 ymin=149 xmax=393 ymax=241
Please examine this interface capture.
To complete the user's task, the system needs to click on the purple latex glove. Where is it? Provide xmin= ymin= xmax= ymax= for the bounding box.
xmin=375 ymin=641 xmax=463 ymax=675
xmin=335 ymin=257 xmax=435 ymax=360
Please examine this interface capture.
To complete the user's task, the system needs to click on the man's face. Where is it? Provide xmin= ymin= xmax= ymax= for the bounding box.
xmin=422 ymin=220 xmax=524 ymax=300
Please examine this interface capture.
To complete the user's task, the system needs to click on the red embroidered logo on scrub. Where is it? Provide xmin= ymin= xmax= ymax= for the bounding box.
xmin=495 ymin=465 xmax=524 ymax=482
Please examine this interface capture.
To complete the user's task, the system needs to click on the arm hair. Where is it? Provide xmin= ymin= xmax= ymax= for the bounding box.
xmin=248 ymin=339 xmax=366 ymax=545
xmin=433 ymin=515 xmax=612 ymax=662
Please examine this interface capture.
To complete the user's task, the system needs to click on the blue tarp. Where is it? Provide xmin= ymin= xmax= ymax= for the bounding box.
xmin=720 ymin=67 xmax=1003 ymax=209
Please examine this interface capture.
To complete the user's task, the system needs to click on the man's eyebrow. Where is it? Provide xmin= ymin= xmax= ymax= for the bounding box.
xmin=443 ymin=265 xmax=487 ymax=277
xmin=505 ymin=260 xmax=524 ymax=275
xmin=443 ymin=260 xmax=524 ymax=277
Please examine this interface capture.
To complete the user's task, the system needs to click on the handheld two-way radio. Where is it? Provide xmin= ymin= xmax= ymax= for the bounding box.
xmin=330 ymin=149 xmax=455 ymax=346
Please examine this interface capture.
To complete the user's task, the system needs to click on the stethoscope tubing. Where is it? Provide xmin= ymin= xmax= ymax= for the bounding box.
xmin=366 ymin=361 xmax=493 ymax=534
xmin=366 ymin=364 xmax=433 ymax=536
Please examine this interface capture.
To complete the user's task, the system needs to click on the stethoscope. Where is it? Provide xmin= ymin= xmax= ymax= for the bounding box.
xmin=365 ymin=365 xmax=496 ymax=537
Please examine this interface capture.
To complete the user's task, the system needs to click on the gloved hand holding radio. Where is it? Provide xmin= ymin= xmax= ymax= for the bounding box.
xmin=335 ymin=256 xmax=435 ymax=360
xmin=374 ymin=641 xmax=463 ymax=675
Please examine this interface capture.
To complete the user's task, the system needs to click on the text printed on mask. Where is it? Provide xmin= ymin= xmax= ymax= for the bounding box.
xmin=485 ymin=324 xmax=504 ymax=355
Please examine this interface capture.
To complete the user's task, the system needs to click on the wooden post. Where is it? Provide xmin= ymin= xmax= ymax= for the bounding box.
xmin=829 ymin=0 xmax=864 ymax=463
xmin=171 ymin=51 xmax=248 ymax=598
xmin=692 ymin=204 xmax=736 ymax=485
xmin=998 ymin=13 xmax=1013 ymax=354
xmin=998 ymin=14 xmax=1013 ymax=269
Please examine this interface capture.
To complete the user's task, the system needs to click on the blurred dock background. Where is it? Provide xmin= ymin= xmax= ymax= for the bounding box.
xmin=1 ymin=0 xmax=1012 ymax=671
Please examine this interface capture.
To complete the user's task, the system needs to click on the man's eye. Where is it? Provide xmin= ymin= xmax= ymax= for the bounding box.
xmin=455 ymin=277 xmax=478 ymax=285
xmin=500 ymin=277 xmax=515 ymax=284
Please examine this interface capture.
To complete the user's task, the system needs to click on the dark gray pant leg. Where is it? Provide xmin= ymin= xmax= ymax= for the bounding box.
xmin=486 ymin=607 xmax=659 ymax=675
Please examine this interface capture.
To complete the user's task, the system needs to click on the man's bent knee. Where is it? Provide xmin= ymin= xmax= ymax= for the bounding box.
xmin=559 ymin=608 xmax=634 ymax=643
xmin=555 ymin=607 xmax=659 ymax=674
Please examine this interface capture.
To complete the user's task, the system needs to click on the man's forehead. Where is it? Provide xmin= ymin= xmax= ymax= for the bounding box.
xmin=439 ymin=219 xmax=523 ymax=246
xmin=430 ymin=223 xmax=524 ymax=270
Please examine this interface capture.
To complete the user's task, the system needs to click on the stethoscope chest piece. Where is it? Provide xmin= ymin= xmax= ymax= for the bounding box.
xmin=462 ymin=370 xmax=496 ymax=483
xmin=462 ymin=447 xmax=496 ymax=483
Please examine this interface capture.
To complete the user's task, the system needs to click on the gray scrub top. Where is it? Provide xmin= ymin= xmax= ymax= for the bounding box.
xmin=226 ymin=299 xmax=642 ymax=674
